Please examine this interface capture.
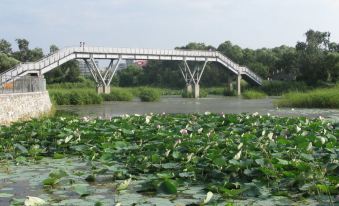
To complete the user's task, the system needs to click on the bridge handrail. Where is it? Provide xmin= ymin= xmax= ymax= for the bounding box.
xmin=1 ymin=47 xmax=262 ymax=85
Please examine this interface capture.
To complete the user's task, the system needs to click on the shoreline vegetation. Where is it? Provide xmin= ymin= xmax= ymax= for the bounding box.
xmin=277 ymin=86 xmax=339 ymax=108
xmin=47 ymin=81 xmax=339 ymax=108
xmin=0 ymin=114 xmax=337 ymax=205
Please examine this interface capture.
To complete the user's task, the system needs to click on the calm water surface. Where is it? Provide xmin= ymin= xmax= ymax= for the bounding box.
xmin=57 ymin=95 xmax=339 ymax=120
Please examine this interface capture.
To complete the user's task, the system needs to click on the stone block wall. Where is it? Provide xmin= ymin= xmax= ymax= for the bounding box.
xmin=0 ymin=91 xmax=52 ymax=125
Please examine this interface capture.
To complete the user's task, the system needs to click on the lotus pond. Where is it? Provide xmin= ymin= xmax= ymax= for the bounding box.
xmin=0 ymin=113 xmax=338 ymax=205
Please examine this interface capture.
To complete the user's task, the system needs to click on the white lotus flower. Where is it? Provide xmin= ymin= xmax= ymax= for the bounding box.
xmin=145 ymin=115 xmax=152 ymax=124
xmin=233 ymin=150 xmax=242 ymax=160
xmin=165 ymin=149 xmax=171 ymax=157
xmin=198 ymin=128 xmax=203 ymax=133
xmin=65 ymin=135 xmax=73 ymax=143
xmin=320 ymin=137 xmax=326 ymax=144
xmin=117 ymin=178 xmax=132 ymax=191
xmin=252 ymin=112 xmax=259 ymax=116
xmin=203 ymin=191 xmax=214 ymax=204
xmin=307 ymin=142 xmax=313 ymax=151
xmin=187 ymin=153 xmax=194 ymax=162
xmin=296 ymin=126 xmax=301 ymax=132
xmin=134 ymin=114 xmax=141 ymax=116
xmin=122 ymin=114 xmax=130 ymax=118
xmin=237 ymin=142 xmax=243 ymax=150
xmin=268 ymin=132 xmax=274 ymax=141
xmin=24 ymin=196 xmax=46 ymax=206
xmin=205 ymin=111 xmax=211 ymax=115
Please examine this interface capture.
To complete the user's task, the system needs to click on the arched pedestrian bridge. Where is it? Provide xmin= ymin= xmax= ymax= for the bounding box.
xmin=0 ymin=47 xmax=262 ymax=97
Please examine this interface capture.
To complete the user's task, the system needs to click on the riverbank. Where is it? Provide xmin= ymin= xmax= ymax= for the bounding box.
xmin=0 ymin=113 xmax=337 ymax=205
xmin=277 ymin=86 xmax=339 ymax=108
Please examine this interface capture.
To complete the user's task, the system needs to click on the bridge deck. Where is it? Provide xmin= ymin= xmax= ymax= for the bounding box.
xmin=0 ymin=47 xmax=262 ymax=86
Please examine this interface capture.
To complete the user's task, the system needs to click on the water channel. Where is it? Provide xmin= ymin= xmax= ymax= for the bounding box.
xmin=57 ymin=95 xmax=339 ymax=120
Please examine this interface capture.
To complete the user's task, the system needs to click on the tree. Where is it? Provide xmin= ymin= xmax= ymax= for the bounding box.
xmin=12 ymin=38 xmax=43 ymax=62
xmin=0 ymin=39 xmax=12 ymax=54
xmin=16 ymin=38 xmax=29 ymax=52
xmin=49 ymin=44 xmax=59 ymax=54
xmin=118 ymin=64 xmax=143 ymax=87
xmin=296 ymin=30 xmax=332 ymax=84
xmin=0 ymin=53 xmax=19 ymax=73
xmin=217 ymin=41 xmax=243 ymax=63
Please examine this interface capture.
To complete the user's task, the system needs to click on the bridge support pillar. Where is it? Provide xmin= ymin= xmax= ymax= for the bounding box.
xmin=186 ymin=84 xmax=193 ymax=94
xmin=226 ymin=75 xmax=234 ymax=92
xmin=96 ymin=86 xmax=111 ymax=94
xmin=180 ymin=58 xmax=208 ymax=98
xmin=194 ymin=83 xmax=200 ymax=98
xmin=237 ymin=72 xmax=242 ymax=96
xmin=85 ymin=57 xmax=121 ymax=94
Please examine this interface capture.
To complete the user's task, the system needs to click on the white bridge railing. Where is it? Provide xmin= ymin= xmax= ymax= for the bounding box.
xmin=0 ymin=47 xmax=262 ymax=87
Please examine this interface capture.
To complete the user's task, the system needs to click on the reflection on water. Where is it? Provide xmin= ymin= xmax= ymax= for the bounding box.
xmin=56 ymin=95 xmax=339 ymax=120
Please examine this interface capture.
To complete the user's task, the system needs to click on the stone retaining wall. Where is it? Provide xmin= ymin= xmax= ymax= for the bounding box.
xmin=0 ymin=91 xmax=52 ymax=125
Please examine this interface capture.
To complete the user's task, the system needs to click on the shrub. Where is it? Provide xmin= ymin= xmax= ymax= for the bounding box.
xmin=101 ymin=88 xmax=134 ymax=101
xmin=49 ymin=89 xmax=103 ymax=105
xmin=139 ymin=88 xmax=161 ymax=102
xmin=223 ymin=88 xmax=237 ymax=96
xmin=242 ymin=90 xmax=267 ymax=99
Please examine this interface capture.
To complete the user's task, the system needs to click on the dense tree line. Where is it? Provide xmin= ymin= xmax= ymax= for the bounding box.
xmin=119 ymin=30 xmax=339 ymax=87
xmin=0 ymin=39 xmax=80 ymax=83
xmin=1 ymin=29 xmax=338 ymax=87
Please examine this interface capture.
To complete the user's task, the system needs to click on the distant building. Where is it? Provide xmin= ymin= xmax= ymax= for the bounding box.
xmin=135 ymin=60 xmax=148 ymax=67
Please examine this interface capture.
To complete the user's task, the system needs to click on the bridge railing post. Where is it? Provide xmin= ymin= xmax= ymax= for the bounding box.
xmin=237 ymin=71 xmax=242 ymax=96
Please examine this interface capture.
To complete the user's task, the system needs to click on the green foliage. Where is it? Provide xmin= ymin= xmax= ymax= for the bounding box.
xmin=242 ymin=90 xmax=267 ymax=99
xmin=118 ymin=65 xmax=143 ymax=87
xmin=47 ymin=79 xmax=96 ymax=89
xmin=12 ymin=39 xmax=44 ymax=62
xmin=223 ymin=88 xmax=237 ymax=96
xmin=260 ymin=80 xmax=309 ymax=96
xmin=45 ymin=60 xmax=81 ymax=84
xmin=138 ymin=87 xmax=161 ymax=102
xmin=0 ymin=52 xmax=19 ymax=73
xmin=101 ymin=88 xmax=134 ymax=101
xmin=49 ymin=89 xmax=103 ymax=105
xmin=0 ymin=39 xmax=12 ymax=54
xmin=0 ymin=114 xmax=338 ymax=203
xmin=277 ymin=86 xmax=339 ymax=108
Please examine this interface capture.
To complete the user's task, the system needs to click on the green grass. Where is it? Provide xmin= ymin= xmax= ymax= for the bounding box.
xmin=277 ymin=86 xmax=339 ymax=108
xmin=101 ymin=87 xmax=134 ymax=101
xmin=242 ymin=90 xmax=267 ymax=99
xmin=49 ymin=89 xmax=103 ymax=105
xmin=47 ymin=80 xmax=96 ymax=89
xmin=259 ymin=80 xmax=309 ymax=96
xmin=138 ymin=87 xmax=161 ymax=102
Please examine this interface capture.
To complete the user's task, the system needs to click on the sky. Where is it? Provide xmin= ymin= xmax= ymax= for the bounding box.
xmin=0 ymin=0 xmax=338 ymax=52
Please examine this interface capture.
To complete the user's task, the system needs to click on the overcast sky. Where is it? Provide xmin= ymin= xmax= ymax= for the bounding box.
xmin=1 ymin=0 xmax=338 ymax=52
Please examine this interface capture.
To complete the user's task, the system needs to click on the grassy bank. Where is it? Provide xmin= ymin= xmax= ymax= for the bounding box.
xmin=0 ymin=114 xmax=337 ymax=205
xmin=242 ymin=90 xmax=267 ymax=99
xmin=49 ymin=89 xmax=103 ymax=105
xmin=277 ymin=86 xmax=339 ymax=108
